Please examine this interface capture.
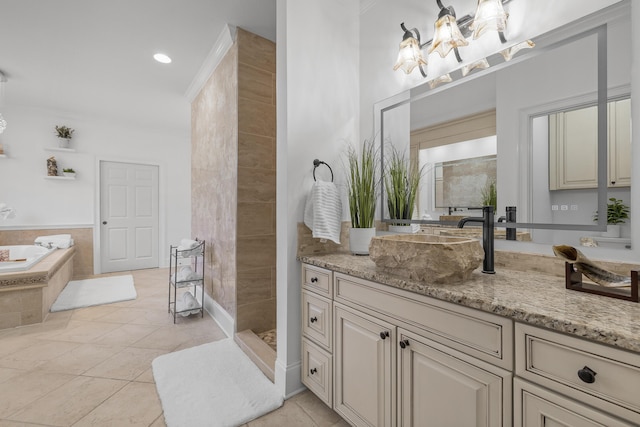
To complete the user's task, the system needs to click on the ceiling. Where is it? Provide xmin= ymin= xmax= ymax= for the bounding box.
xmin=0 ymin=0 xmax=277 ymax=133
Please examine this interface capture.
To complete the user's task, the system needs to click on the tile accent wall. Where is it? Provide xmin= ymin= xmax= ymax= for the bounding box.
xmin=0 ymin=228 xmax=93 ymax=278
xmin=191 ymin=29 xmax=276 ymax=333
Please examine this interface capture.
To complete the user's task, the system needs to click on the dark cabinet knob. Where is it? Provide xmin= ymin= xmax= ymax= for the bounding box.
xmin=310 ymin=277 xmax=318 ymax=283
xmin=399 ymin=339 xmax=410 ymax=349
xmin=379 ymin=331 xmax=389 ymax=340
xmin=310 ymin=316 xmax=318 ymax=323
xmin=577 ymin=366 xmax=597 ymax=384
xmin=611 ymin=181 xmax=616 ymax=185
xmin=102 ymin=221 xmax=107 ymax=225
xmin=310 ymin=368 xmax=317 ymax=375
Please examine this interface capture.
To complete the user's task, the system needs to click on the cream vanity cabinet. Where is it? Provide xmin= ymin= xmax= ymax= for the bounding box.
xmin=302 ymin=264 xmax=514 ymax=427
xmin=514 ymin=323 xmax=640 ymax=426
xmin=549 ymin=98 xmax=631 ymax=190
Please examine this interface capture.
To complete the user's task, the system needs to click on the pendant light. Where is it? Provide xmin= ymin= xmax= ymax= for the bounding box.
xmin=393 ymin=23 xmax=428 ymax=76
xmin=428 ymin=0 xmax=468 ymax=62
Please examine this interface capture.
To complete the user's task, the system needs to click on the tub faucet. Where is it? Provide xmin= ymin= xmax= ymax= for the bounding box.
xmin=457 ymin=206 xmax=495 ymax=274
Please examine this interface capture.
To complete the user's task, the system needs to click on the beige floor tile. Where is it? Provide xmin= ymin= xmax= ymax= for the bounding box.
xmin=96 ymin=307 xmax=174 ymax=326
xmin=0 ymin=340 xmax=80 ymax=370
xmin=247 ymin=401 xmax=317 ymax=427
xmin=133 ymin=368 xmax=155 ymax=383
xmin=0 ymin=368 xmax=25 ymax=385
xmin=92 ymin=323 xmax=159 ymax=346
xmin=36 ymin=343 xmax=124 ymax=375
xmin=70 ymin=305 xmax=121 ymax=321
xmin=8 ymin=376 xmax=127 ymax=426
xmin=0 ymin=371 xmax=74 ymax=418
xmin=130 ymin=326 xmax=199 ymax=351
xmin=83 ymin=347 xmax=166 ymax=381
xmin=149 ymin=414 xmax=167 ymax=427
xmin=73 ymin=382 xmax=163 ymax=427
xmin=0 ymin=420 xmax=44 ymax=426
xmin=0 ymin=336 xmax=36 ymax=359
xmin=47 ymin=320 xmax=123 ymax=343
xmin=292 ymin=390 xmax=342 ymax=427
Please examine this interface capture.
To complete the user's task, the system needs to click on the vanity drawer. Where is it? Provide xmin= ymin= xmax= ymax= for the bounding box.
xmin=334 ymin=272 xmax=513 ymax=370
xmin=302 ymin=337 xmax=332 ymax=407
xmin=516 ymin=323 xmax=640 ymax=423
xmin=302 ymin=290 xmax=332 ymax=351
xmin=302 ymin=264 xmax=333 ymax=297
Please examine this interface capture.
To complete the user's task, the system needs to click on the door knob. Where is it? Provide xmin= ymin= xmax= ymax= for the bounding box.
xmin=379 ymin=331 xmax=389 ymax=340
xmin=399 ymin=339 xmax=410 ymax=349
xmin=102 ymin=221 xmax=107 ymax=225
xmin=577 ymin=366 xmax=597 ymax=384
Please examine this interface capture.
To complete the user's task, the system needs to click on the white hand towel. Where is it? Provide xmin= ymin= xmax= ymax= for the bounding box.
xmin=177 ymin=239 xmax=203 ymax=257
xmin=303 ymin=180 xmax=342 ymax=244
xmin=178 ymin=291 xmax=200 ymax=316
xmin=34 ymin=234 xmax=74 ymax=249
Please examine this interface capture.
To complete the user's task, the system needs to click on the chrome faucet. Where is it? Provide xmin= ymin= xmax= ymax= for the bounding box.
xmin=457 ymin=206 xmax=495 ymax=274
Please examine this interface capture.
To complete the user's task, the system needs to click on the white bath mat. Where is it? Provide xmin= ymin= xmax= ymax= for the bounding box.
xmin=50 ymin=274 xmax=137 ymax=312
xmin=152 ymin=338 xmax=283 ymax=427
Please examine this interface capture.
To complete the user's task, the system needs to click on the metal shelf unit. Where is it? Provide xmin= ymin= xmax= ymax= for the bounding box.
xmin=168 ymin=240 xmax=205 ymax=323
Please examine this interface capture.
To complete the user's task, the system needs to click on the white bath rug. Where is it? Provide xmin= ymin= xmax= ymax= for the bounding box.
xmin=152 ymin=338 xmax=283 ymax=427
xmin=50 ymin=274 xmax=137 ymax=312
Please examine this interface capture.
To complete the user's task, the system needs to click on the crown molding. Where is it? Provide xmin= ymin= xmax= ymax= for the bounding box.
xmin=184 ymin=24 xmax=237 ymax=102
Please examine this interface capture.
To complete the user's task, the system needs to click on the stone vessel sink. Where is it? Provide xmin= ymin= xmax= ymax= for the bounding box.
xmin=369 ymin=234 xmax=483 ymax=283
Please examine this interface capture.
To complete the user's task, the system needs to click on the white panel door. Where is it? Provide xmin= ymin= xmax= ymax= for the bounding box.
xmin=100 ymin=161 xmax=159 ymax=273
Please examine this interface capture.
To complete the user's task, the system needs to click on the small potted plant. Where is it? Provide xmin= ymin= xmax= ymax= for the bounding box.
xmin=384 ymin=145 xmax=423 ymax=233
xmin=55 ymin=125 xmax=75 ymax=148
xmin=480 ymin=179 xmax=497 ymax=211
xmin=62 ymin=168 xmax=76 ymax=178
xmin=593 ymin=197 xmax=629 ymax=238
xmin=346 ymin=138 xmax=379 ymax=255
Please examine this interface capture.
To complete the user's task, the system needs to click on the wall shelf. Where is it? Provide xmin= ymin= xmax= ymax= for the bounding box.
xmin=44 ymin=147 xmax=76 ymax=153
xmin=44 ymin=176 xmax=76 ymax=180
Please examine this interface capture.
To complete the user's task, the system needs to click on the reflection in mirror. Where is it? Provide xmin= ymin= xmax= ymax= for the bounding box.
xmin=378 ymin=2 xmax=631 ymax=254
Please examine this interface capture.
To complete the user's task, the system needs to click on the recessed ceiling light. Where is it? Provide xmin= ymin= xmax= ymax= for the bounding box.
xmin=153 ymin=53 xmax=172 ymax=64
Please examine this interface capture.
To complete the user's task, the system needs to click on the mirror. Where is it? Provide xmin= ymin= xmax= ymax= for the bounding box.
xmin=378 ymin=1 xmax=632 ymax=253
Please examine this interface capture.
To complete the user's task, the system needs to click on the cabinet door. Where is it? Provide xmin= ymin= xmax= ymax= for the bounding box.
xmin=334 ymin=304 xmax=395 ymax=427
xmin=514 ymin=379 xmax=633 ymax=427
xmin=549 ymin=107 xmax=598 ymax=190
xmin=609 ymin=98 xmax=631 ymax=187
xmin=398 ymin=330 xmax=511 ymax=427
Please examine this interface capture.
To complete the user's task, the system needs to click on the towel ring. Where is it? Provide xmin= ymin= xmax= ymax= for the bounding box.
xmin=313 ymin=159 xmax=334 ymax=182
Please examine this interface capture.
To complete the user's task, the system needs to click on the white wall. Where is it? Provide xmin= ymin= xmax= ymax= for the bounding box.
xmin=0 ymin=105 xmax=191 ymax=267
xmin=276 ymin=0 xmax=360 ymax=397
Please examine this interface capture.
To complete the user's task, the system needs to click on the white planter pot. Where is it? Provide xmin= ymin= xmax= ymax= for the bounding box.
xmin=602 ymin=224 xmax=621 ymax=238
xmin=349 ymin=227 xmax=376 ymax=255
xmin=63 ymin=172 xmax=76 ymax=178
xmin=58 ymin=138 xmax=71 ymax=148
xmin=388 ymin=224 xmax=420 ymax=234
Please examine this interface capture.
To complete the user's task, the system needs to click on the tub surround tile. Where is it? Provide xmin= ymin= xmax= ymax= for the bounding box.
xmin=299 ymin=253 xmax=640 ymax=353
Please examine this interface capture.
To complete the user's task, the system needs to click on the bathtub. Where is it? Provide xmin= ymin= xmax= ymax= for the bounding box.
xmin=0 ymin=245 xmax=56 ymax=273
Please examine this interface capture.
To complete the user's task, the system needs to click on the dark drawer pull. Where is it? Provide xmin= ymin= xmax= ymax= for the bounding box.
xmin=379 ymin=331 xmax=389 ymax=340
xmin=577 ymin=366 xmax=597 ymax=384
xmin=310 ymin=277 xmax=318 ymax=283
xmin=310 ymin=368 xmax=317 ymax=375
xmin=399 ymin=339 xmax=410 ymax=349
xmin=310 ymin=316 xmax=318 ymax=323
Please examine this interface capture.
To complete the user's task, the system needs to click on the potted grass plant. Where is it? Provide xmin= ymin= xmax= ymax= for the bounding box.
xmin=593 ymin=197 xmax=629 ymax=238
xmin=346 ymin=138 xmax=379 ymax=255
xmin=384 ymin=145 xmax=423 ymax=233
xmin=480 ymin=179 xmax=497 ymax=211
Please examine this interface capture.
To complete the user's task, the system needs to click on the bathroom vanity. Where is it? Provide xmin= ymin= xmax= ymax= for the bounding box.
xmin=299 ymin=254 xmax=640 ymax=427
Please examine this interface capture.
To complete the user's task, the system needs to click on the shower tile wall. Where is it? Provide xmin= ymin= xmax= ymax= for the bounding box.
xmin=191 ymin=29 xmax=276 ymax=332
xmin=191 ymin=41 xmax=239 ymax=317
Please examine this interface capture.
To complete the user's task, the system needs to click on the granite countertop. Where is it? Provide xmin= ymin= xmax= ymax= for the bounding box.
xmin=299 ymin=253 xmax=640 ymax=354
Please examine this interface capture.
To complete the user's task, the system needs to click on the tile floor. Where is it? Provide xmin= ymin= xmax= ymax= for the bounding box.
xmin=0 ymin=268 xmax=348 ymax=427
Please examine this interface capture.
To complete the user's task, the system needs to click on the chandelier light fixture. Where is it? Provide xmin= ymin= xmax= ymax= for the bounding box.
xmin=393 ymin=0 xmax=533 ymax=84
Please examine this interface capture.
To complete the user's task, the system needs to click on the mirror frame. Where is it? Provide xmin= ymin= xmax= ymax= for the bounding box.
xmin=377 ymin=19 xmax=612 ymax=232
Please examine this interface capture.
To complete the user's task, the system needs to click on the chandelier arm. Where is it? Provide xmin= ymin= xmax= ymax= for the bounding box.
xmin=418 ymin=64 xmax=427 ymax=78
xmin=453 ymin=47 xmax=463 ymax=63
xmin=498 ymin=31 xmax=507 ymax=44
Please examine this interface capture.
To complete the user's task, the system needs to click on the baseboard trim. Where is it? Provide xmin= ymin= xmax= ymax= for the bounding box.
xmin=275 ymin=358 xmax=305 ymax=399
xmin=201 ymin=288 xmax=234 ymax=338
